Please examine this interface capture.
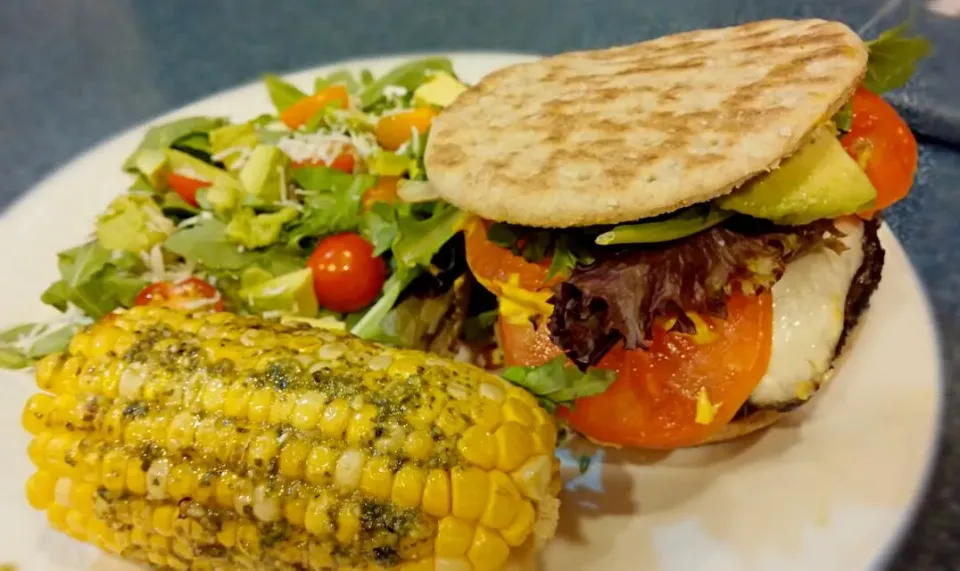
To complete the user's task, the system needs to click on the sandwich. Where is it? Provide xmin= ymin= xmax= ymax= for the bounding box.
xmin=423 ymin=19 xmax=926 ymax=448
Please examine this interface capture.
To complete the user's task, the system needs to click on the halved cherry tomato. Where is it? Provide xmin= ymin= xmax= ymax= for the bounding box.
xmin=280 ymin=85 xmax=350 ymax=130
xmin=135 ymin=277 xmax=224 ymax=312
xmin=362 ymin=176 xmax=400 ymax=211
xmin=307 ymin=233 xmax=386 ymax=313
xmin=498 ymin=291 xmax=773 ymax=449
xmin=166 ymin=172 xmax=210 ymax=207
xmin=291 ymin=151 xmax=356 ymax=173
xmin=841 ymin=87 xmax=918 ymax=215
xmin=375 ymin=108 xmax=437 ymax=151
xmin=464 ymin=218 xmax=564 ymax=297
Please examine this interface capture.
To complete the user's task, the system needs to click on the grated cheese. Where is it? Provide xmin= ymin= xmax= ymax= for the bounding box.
xmin=382 ymin=85 xmax=408 ymax=99
xmin=172 ymin=165 xmax=210 ymax=182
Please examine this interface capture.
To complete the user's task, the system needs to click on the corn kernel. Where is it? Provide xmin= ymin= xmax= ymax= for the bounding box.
xmin=401 ymin=559 xmax=436 ymax=571
xmin=305 ymin=444 xmax=339 ymax=485
xmin=392 ymin=464 xmax=426 ymax=509
xmin=304 ymin=490 xmax=335 ymax=536
xmin=54 ymin=355 xmax=83 ymax=395
xmin=247 ymin=388 xmax=274 ymax=424
xmin=284 ymin=486 xmax=309 ymax=526
xmin=130 ymin=526 xmax=149 ymax=547
xmin=336 ymin=502 xmax=361 ymax=545
xmin=467 ymin=526 xmax=510 ymax=571
xmin=268 ymin=395 xmax=295 ymax=425
xmin=68 ymin=481 xmax=95 ymax=513
xmin=101 ymin=448 xmax=127 ymax=492
xmin=530 ymin=422 xmax=557 ymax=455
xmin=403 ymin=431 xmax=434 ymax=461
xmin=319 ymin=398 xmax=351 ymax=439
xmin=435 ymin=557 xmax=473 ymax=571
xmin=193 ymin=416 xmax=219 ymax=453
xmin=334 ymin=448 xmax=365 ymax=491
xmin=501 ymin=501 xmax=536 ymax=547
xmin=346 ymin=404 xmax=378 ymax=445
xmin=167 ymin=463 xmax=199 ymax=499
xmin=291 ymin=391 xmax=325 ymax=430
xmin=247 ymin=429 xmax=280 ymax=470
xmin=28 ymin=433 xmax=52 ymax=468
xmin=459 ymin=427 xmax=498 ymax=471
xmin=35 ymin=353 xmax=63 ymax=391
xmin=510 ymin=455 xmax=552 ymax=501
xmin=25 ymin=470 xmax=56 ymax=509
xmin=436 ymin=516 xmax=475 ymax=557
xmin=494 ymin=422 xmax=534 ymax=472
xmin=126 ymin=458 xmax=147 ymax=495
xmin=388 ymin=353 xmax=422 ymax=378
xmin=437 ymin=407 xmax=469 ymax=436
xmin=308 ymin=542 xmax=334 ymax=568
xmin=502 ymin=398 xmax=535 ymax=427
xmin=360 ymin=455 xmax=394 ymax=500
xmin=423 ymin=469 xmax=451 ymax=518
xmin=480 ymin=471 xmax=521 ymax=530
xmin=22 ymin=393 xmax=54 ymax=435
xmin=166 ymin=412 xmax=196 ymax=453
xmin=452 ymin=467 xmax=489 ymax=522
xmin=469 ymin=399 xmax=503 ymax=431
xmin=152 ymin=504 xmax=177 ymax=537
xmin=407 ymin=392 xmax=447 ymax=429
xmin=237 ymin=521 xmax=261 ymax=556
xmin=216 ymin=519 xmax=237 ymax=547
xmin=224 ymin=384 xmax=252 ymax=418
xmin=47 ymin=502 xmax=69 ymax=530
xmin=215 ymin=471 xmax=240 ymax=509
xmin=278 ymin=437 xmax=311 ymax=479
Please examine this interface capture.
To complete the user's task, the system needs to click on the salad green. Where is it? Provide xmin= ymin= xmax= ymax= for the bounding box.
xmin=1 ymin=58 xmax=474 ymax=369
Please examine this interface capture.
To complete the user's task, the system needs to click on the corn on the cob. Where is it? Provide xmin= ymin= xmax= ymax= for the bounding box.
xmin=24 ymin=306 xmax=560 ymax=571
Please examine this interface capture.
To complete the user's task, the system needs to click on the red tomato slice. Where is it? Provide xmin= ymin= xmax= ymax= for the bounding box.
xmin=841 ymin=87 xmax=918 ymax=215
xmin=135 ymin=277 xmax=224 ymax=312
xmin=166 ymin=172 xmax=210 ymax=207
xmin=464 ymin=218 xmax=564 ymax=296
xmin=499 ymin=291 xmax=773 ymax=449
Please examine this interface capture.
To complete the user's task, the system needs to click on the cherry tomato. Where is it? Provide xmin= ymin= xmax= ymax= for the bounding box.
xmin=498 ymin=292 xmax=773 ymax=449
xmin=362 ymin=176 xmax=400 ymax=211
xmin=375 ymin=108 xmax=437 ymax=151
xmin=307 ymin=233 xmax=386 ymax=312
xmin=135 ymin=277 xmax=224 ymax=312
xmin=841 ymin=87 xmax=918 ymax=215
xmin=166 ymin=172 xmax=210 ymax=207
xmin=280 ymin=85 xmax=350 ymax=130
xmin=291 ymin=151 xmax=356 ymax=173
xmin=464 ymin=218 xmax=564 ymax=298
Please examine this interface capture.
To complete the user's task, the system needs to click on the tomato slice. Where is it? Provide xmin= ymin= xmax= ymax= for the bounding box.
xmin=464 ymin=219 xmax=564 ymax=297
xmin=166 ymin=172 xmax=210 ymax=207
xmin=499 ymin=291 xmax=773 ymax=448
xmin=841 ymin=87 xmax=918 ymax=215
xmin=135 ymin=277 xmax=224 ymax=312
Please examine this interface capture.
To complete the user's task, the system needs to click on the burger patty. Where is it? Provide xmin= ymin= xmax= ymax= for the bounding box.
xmin=733 ymin=218 xmax=884 ymax=419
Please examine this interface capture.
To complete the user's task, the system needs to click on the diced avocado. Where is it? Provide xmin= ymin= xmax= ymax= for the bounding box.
xmin=204 ymin=184 xmax=240 ymax=214
xmin=95 ymin=195 xmax=175 ymax=253
xmin=715 ymin=126 xmax=877 ymax=225
xmin=225 ymin=207 xmax=298 ymax=249
xmin=162 ymin=148 xmax=237 ymax=189
xmin=209 ymin=123 xmax=257 ymax=169
xmin=239 ymin=145 xmax=289 ymax=202
xmin=240 ymin=266 xmax=274 ymax=289
xmin=239 ymin=268 xmax=318 ymax=317
xmin=413 ymin=72 xmax=467 ymax=107
xmin=368 ymin=151 xmax=409 ymax=176
xmin=133 ymin=149 xmax=169 ymax=188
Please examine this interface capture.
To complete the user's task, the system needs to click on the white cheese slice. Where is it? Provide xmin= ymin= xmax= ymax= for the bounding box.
xmin=748 ymin=219 xmax=866 ymax=407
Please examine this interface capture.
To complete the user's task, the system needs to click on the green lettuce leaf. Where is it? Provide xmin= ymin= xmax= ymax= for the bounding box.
xmin=284 ymin=168 xmax=377 ymax=247
xmin=123 ymin=116 xmax=226 ymax=171
xmin=864 ymin=23 xmax=933 ymax=94
xmin=264 ymin=74 xmax=307 ymax=113
xmin=487 ymin=222 xmax=594 ymax=279
xmin=502 ymin=356 xmax=617 ymax=412
xmin=358 ymin=58 xmax=455 ymax=109
xmin=315 ymin=69 xmax=362 ymax=93
xmin=362 ymin=201 xmax=400 ymax=256
xmin=165 ymin=218 xmax=305 ymax=273
xmin=40 ymin=243 xmax=147 ymax=318
xmin=393 ymin=203 xmax=468 ymax=269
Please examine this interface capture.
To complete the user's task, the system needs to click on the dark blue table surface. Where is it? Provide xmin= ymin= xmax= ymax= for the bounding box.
xmin=1 ymin=1 xmax=958 ymax=568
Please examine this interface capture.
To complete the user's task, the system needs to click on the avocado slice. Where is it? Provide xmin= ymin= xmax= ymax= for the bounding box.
xmin=239 ymin=145 xmax=289 ymax=203
xmin=209 ymin=123 xmax=257 ymax=169
xmin=239 ymin=268 xmax=318 ymax=317
xmin=133 ymin=149 xmax=169 ymax=188
xmin=595 ymin=206 xmax=733 ymax=245
xmin=715 ymin=125 xmax=877 ymax=225
xmin=163 ymin=148 xmax=238 ymax=189
xmin=413 ymin=72 xmax=467 ymax=107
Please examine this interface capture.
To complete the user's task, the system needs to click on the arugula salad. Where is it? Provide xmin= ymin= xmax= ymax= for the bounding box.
xmin=0 ymin=58 xmax=483 ymax=369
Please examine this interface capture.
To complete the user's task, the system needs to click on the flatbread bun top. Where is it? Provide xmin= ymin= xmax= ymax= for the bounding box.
xmin=425 ymin=19 xmax=868 ymax=228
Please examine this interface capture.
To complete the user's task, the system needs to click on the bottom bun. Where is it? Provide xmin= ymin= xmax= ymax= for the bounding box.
xmin=701 ymin=409 xmax=784 ymax=444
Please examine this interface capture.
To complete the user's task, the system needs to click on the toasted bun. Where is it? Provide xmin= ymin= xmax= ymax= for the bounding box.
xmin=426 ymin=19 xmax=867 ymax=227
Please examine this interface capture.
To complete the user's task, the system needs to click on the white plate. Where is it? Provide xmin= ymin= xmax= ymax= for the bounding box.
xmin=0 ymin=53 xmax=942 ymax=571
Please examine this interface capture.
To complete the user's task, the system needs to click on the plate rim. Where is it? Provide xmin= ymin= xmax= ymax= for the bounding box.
xmin=0 ymin=50 xmax=946 ymax=571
